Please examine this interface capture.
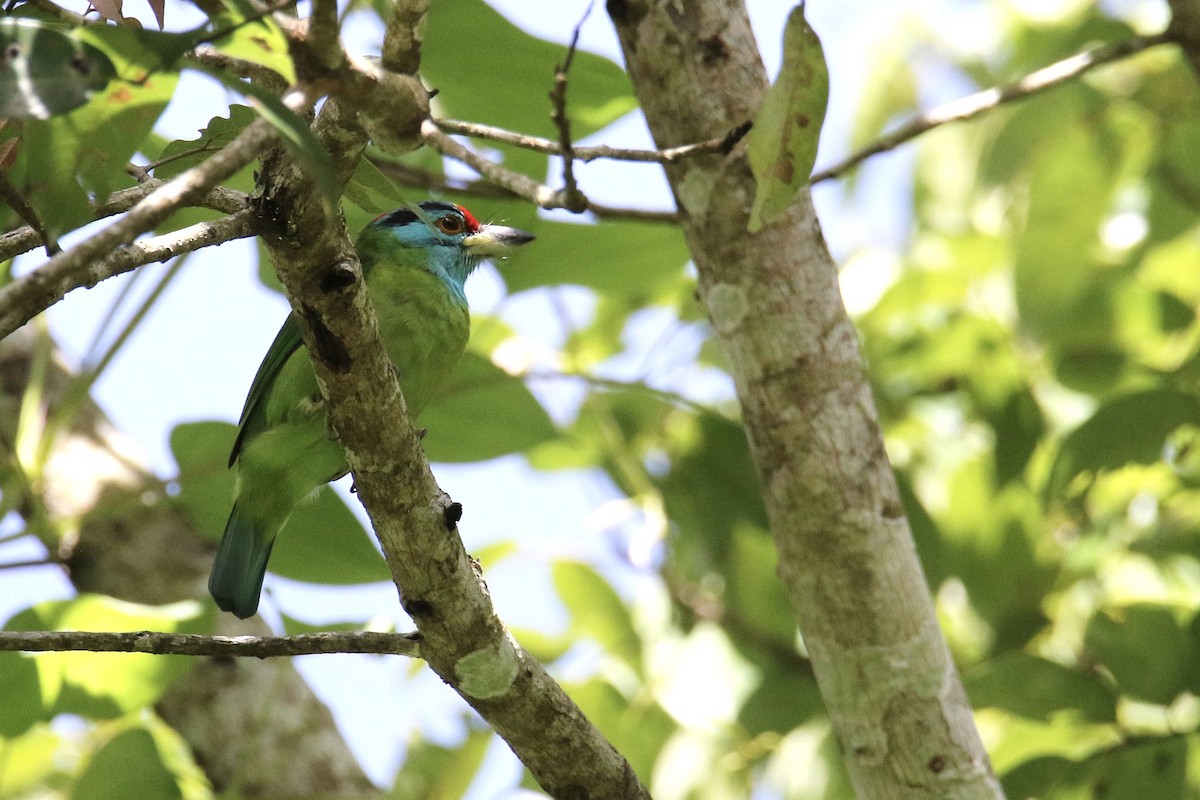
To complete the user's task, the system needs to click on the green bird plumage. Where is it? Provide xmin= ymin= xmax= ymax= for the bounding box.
xmin=209 ymin=201 xmax=534 ymax=619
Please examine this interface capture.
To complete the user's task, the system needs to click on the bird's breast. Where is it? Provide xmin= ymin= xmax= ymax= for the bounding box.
xmin=368 ymin=268 xmax=471 ymax=418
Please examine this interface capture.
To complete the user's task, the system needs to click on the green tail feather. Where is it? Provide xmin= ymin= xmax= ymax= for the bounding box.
xmin=208 ymin=501 xmax=275 ymax=619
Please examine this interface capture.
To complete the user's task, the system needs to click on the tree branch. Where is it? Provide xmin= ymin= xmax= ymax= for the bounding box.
xmin=434 ymin=117 xmax=751 ymax=164
xmin=0 ymin=93 xmax=300 ymax=341
xmin=369 ymin=155 xmax=680 ymax=222
xmin=424 ymin=120 xmax=675 ymax=230
xmin=0 ymin=182 xmax=248 ymax=264
xmin=422 ymin=120 xmax=562 ymax=206
xmin=0 ymin=629 xmax=421 ymax=657
xmin=0 ymin=210 xmax=257 ymax=337
xmin=810 ymin=31 xmax=1173 ymax=184
xmin=548 ymin=5 xmax=592 ymax=213
xmin=380 ymin=0 xmax=430 ymax=74
xmin=609 ymin=2 xmax=1002 ymax=795
xmin=249 ymin=17 xmax=649 ymax=794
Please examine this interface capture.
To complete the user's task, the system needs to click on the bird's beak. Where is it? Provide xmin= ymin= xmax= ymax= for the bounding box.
xmin=462 ymin=224 xmax=536 ymax=256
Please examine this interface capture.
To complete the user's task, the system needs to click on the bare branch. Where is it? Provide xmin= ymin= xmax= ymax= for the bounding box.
xmin=0 ymin=182 xmax=249 ymax=264
xmin=381 ymin=0 xmax=430 ymax=74
xmin=425 ymin=120 xmax=679 ymax=223
xmin=307 ymin=0 xmax=342 ymax=70
xmin=0 ymin=629 xmax=421 ymax=658
xmin=422 ymin=119 xmax=563 ymax=206
xmin=369 ymin=155 xmax=680 ymax=222
xmin=434 ymin=117 xmax=751 ymax=164
xmin=0 ymin=210 xmax=257 ymax=338
xmin=187 ymin=46 xmax=290 ymax=93
xmin=548 ymin=4 xmax=593 ymax=213
xmin=810 ymin=31 xmax=1173 ymax=184
xmin=0 ymin=90 xmax=304 ymax=341
xmin=264 ymin=86 xmax=652 ymax=800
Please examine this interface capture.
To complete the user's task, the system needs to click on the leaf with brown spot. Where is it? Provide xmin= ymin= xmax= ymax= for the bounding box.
xmin=746 ymin=3 xmax=828 ymax=233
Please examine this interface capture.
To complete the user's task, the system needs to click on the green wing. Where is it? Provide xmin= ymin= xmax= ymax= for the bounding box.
xmin=229 ymin=314 xmax=304 ymax=466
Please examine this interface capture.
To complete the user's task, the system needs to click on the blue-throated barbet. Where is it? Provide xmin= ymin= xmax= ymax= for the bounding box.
xmin=209 ymin=201 xmax=535 ymax=618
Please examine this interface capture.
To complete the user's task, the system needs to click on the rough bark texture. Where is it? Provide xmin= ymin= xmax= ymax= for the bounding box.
xmin=607 ymin=1 xmax=1003 ymax=797
xmin=245 ymin=9 xmax=649 ymax=794
xmin=257 ymin=124 xmax=650 ymax=800
xmin=0 ymin=327 xmax=376 ymax=797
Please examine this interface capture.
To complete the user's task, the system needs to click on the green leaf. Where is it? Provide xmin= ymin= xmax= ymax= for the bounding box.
xmin=0 ymin=650 xmax=43 ymax=736
xmin=210 ymin=13 xmax=295 ymax=84
xmin=1013 ymin=115 xmax=1119 ymax=353
xmin=1047 ymin=390 xmax=1200 ymax=500
xmin=738 ymin=665 xmax=822 ymax=736
xmin=171 ymin=423 xmax=389 ymax=585
xmin=269 ymin=486 xmax=390 ymax=585
xmin=0 ymin=18 xmax=115 ymax=119
xmin=279 ymin=613 xmax=367 ymax=635
xmin=746 ymin=3 xmax=829 ymax=232
xmin=170 ymin=421 xmax=238 ymax=543
xmin=964 ymin=652 xmax=1116 ymax=723
xmin=155 ymin=105 xmax=257 ymax=180
xmin=73 ymin=728 xmax=181 ymax=800
xmin=552 ymin=562 xmax=641 ymax=673
xmin=390 ymin=728 xmax=492 ymax=800
xmin=660 ymin=414 xmax=768 ymax=565
xmin=15 ymin=23 xmax=179 ymax=238
xmin=0 ymin=725 xmax=60 ymax=795
xmin=1083 ymin=604 xmax=1192 ymax=706
xmin=502 ymin=218 xmax=690 ymax=295
xmin=6 ymin=596 xmax=207 ymax=720
xmin=422 ymin=0 xmax=636 ymax=141
xmin=195 ymin=69 xmax=338 ymax=211
xmin=724 ymin=526 xmax=797 ymax=649
xmin=1003 ymin=736 xmax=1187 ymax=800
xmin=420 ymin=353 xmax=556 ymax=463
xmin=566 ymin=679 xmax=675 ymax=781
xmin=343 ymin=156 xmax=409 ymax=215
xmin=510 ymin=626 xmax=571 ymax=664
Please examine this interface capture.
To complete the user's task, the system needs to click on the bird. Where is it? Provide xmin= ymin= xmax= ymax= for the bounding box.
xmin=208 ymin=201 xmax=535 ymax=619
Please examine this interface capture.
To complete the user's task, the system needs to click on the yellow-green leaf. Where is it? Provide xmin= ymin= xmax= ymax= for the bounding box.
xmin=746 ymin=4 xmax=828 ymax=232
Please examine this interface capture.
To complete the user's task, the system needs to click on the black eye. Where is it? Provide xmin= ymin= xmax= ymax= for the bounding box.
xmin=436 ymin=215 xmax=464 ymax=235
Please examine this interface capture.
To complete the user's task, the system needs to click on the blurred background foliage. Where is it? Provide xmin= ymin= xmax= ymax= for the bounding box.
xmin=2 ymin=0 xmax=1200 ymax=797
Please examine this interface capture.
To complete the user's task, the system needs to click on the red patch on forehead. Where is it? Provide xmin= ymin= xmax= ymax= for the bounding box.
xmin=455 ymin=205 xmax=481 ymax=233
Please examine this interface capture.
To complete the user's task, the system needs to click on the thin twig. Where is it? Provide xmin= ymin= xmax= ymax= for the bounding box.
xmin=0 ymin=629 xmax=422 ymax=658
xmin=548 ymin=3 xmax=593 ymax=213
xmin=422 ymin=120 xmax=562 ymax=207
xmin=0 ymin=86 xmax=309 ymax=341
xmin=0 ymin=210 xmax=258 ymax=340
xmin=0 ymin=182 xmax=250 ymax=264
xmin=0 ymin=558 xmax=59 ymax=571
xmin=423 ymin=122 xmax=680 ymax=220
xmin=434 ymin=118 xmax=751 ymax=165
xmin=369 ymin=155 xmax=680 ymax=222
xmin=187 ymin=46 xmax=290 ymax=94
xmin=0 ymin=172 xmax=59 ymax=256
xmin=810 ymin=31 xmax=1174 ymax=184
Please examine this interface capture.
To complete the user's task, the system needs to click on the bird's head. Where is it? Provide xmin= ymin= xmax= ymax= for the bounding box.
xmin=359 ymin=201 xmax=535 ymax=290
